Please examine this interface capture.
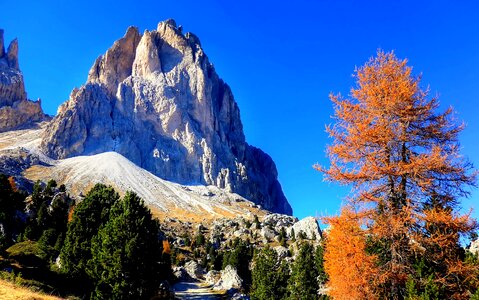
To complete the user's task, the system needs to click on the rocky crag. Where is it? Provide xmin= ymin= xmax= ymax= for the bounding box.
xmin=0 ymin=29 xmax=46 ymax=132
xmin=40 ymin=20 xmax=291 ymax=214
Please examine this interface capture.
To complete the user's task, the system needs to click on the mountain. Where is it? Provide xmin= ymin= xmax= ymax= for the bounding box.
xmin=39 ymin=20 xmax=292 ymax=214
xmin=0 ymin=29 xmax=46 ymax=132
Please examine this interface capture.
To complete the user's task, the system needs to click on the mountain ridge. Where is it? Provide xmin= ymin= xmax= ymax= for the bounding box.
xmin=39 ymin=20 xmax=292 ymax=214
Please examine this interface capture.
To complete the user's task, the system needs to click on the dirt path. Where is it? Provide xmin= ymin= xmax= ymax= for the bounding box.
xmin=173 ymin=282 xmax=226 ymax=299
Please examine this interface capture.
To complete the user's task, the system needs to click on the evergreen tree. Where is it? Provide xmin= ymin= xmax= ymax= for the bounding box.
xmin=222 ymin=238 xmax=253 ymax=286
xmin=251 ymin=247 xmax=288 ymax=300
xmin=38 ymin=228 xmax=58 ymax=261
xmin=24 ymin=179 xmax=71 ymax=240
xmin=279 ymin=227 xmax=287 ymax=247
xmin=87 ymin=191 xmax=165 ymax=299
xmin=287 ymin=242 xmax=318 ymax=300
xmin=315 ymin=243 xmax=327 ymax=286
xmin=60 ymin=184 xmax=119 ymax=279
xmin=49 ymin=190 xmax=71 ymax=234
xmin=29 ymin=180 xmax=44 ymax=213
xmin=0 ymin=174 xmax=26 ymax=250
xmin=195 ymin=232 xmax=205 ymax=246
xmin=254 ymin=214 xmax=261 ymax=229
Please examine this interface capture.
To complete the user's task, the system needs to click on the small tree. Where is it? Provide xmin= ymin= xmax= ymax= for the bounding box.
xmin=251 ymin=247 xmax=288 ymax=300
xmin=323 ymin=207 xmax=379 ymax=299
xmin=254 ymin=215 xmax=261 ymax=229
xmin=315 ymin=243 xmax=328 ymax=288
xmin=222 ymin=239 xmax=253 ymax=286
xmin=195 ymin=232 xmax=205 ymax=246
xmin=279 ymin=227 xmax=287 ymax=247
xmin=287 ymin=242 xmax=319 ymax=300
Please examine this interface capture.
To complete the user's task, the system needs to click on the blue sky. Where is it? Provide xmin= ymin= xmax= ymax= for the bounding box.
xmin=2 ymin=1 xmax=478 ymax=223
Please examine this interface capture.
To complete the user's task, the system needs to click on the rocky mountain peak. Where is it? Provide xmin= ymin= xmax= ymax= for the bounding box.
xmin=0 ymin=29 xmax=19 ymax=70
xmin=87 ymin=26 xmax=141 ymax=95
xmin=6 ymin=38 xmax=19 ymax=70
xmin=0 ymin=29 xmax=46 ymax=132
xmin=40 ymin=20 xmax=292 ymax=215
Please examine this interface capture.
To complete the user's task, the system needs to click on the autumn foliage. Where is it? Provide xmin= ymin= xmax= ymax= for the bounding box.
xmin=323 ymin=206 xmax=378 ymax=299
xmin=318 ymin=50 xmax=478 ymax=299
xmin=162 ymin=239 xmax=171 ymax=255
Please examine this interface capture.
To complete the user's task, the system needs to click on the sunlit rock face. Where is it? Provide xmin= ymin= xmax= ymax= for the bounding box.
xmin=0 ymin=29 xmax=46 ymax=132
xmin=40 ymin=20 xmax=292 ymax=215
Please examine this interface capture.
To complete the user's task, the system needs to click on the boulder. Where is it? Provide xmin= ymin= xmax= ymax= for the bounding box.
xmin=261 ymin=226 xmax=276 ymax=242
xmin=470 ymin=239 xmax=479 ymax=255
xmin=274 ymin=246 xmax=290 ymax=260
xmin=205 ymin=270 xmax=220 ymax=285
xmin=172 ymin=266 xmax=188 ymax=281
xmin=184 ymin=260 xmax=205 ymax=280
xmin=263 ymin=213 xmax=298 ymax=228
xmin=213 ymin=265 xmax=243 ymax=291
xmin=292 ymin=217 xmax=321 ymax=240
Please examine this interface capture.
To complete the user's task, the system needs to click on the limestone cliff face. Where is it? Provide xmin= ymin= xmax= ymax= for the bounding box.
xmin=0 ymin=29 xmax=46 ymax=132
xmin=40 ymin=20 xmax=292 ymax=214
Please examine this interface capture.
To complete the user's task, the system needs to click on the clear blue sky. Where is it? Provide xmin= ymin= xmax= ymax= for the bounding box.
xmin=2 ymin=1 xmax=478 ymax=223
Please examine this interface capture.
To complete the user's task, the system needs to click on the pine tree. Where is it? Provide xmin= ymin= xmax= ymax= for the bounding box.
xmin=287 ymin=242 xmax=319 ymax=300
xmin=60 ymin=184 xmax=119 ymax=279
xmin=315 ymin=243 xmax=327 ymax=288
xmin=87 ymin=191 xmax=165 ymax=299
xmin=251 ymin=247 xmax=288 ymax=300
xmin=222 ymin=239 xmax=253 ymax=286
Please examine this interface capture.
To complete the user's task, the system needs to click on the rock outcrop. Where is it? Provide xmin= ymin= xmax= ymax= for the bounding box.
xmin=184 ymin=260 xmax=205 ymax=280
xmin=470 ymin=239 xmax=479 ymax=255
xmin=205 ymin=270 xmax=220 ymax=285
xmin=212 ymin=265 xmax=243 ymax=291
xmin=40 ymin=20 xmax=291 ymax=214
xmin=0 ymin=29 xmax=46 ymax=132
xmin=292 ymin=216 xmax=321 ymax=240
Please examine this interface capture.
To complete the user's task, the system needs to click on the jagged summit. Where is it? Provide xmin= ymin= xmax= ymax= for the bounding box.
xmin=40 ymin=20 xmax=292 ymax=214
xmin=0 ymin=29 xmax=46 ymax=132
xmin=0 ymin=29 xmax=19 ymax=70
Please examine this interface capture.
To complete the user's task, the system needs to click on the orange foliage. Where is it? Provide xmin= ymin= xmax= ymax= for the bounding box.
xmin=323 ymin=206 xmax=379 ymax=300
xmin=7 ymin=176 xmax=17 ymax=192
xmin=420 ymin=205 xmax=479 ymax=299
xmin=317 ymin=50 xmax=478 ymax=299
xmin=67 ymin=204 xmax=75 ymax=222
xmin=162 ymin=240 xmax=171 ymax=255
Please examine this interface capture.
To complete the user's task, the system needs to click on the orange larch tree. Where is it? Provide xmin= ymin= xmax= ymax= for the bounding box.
xmin=323 ymin=206 xmax=379 ymax=300
xmin=318 ymin=50 xmax=478 ymax=299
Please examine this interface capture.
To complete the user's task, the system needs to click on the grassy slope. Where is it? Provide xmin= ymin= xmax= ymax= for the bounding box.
xmin=0 ymin=279 xmax=63 ymax=300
